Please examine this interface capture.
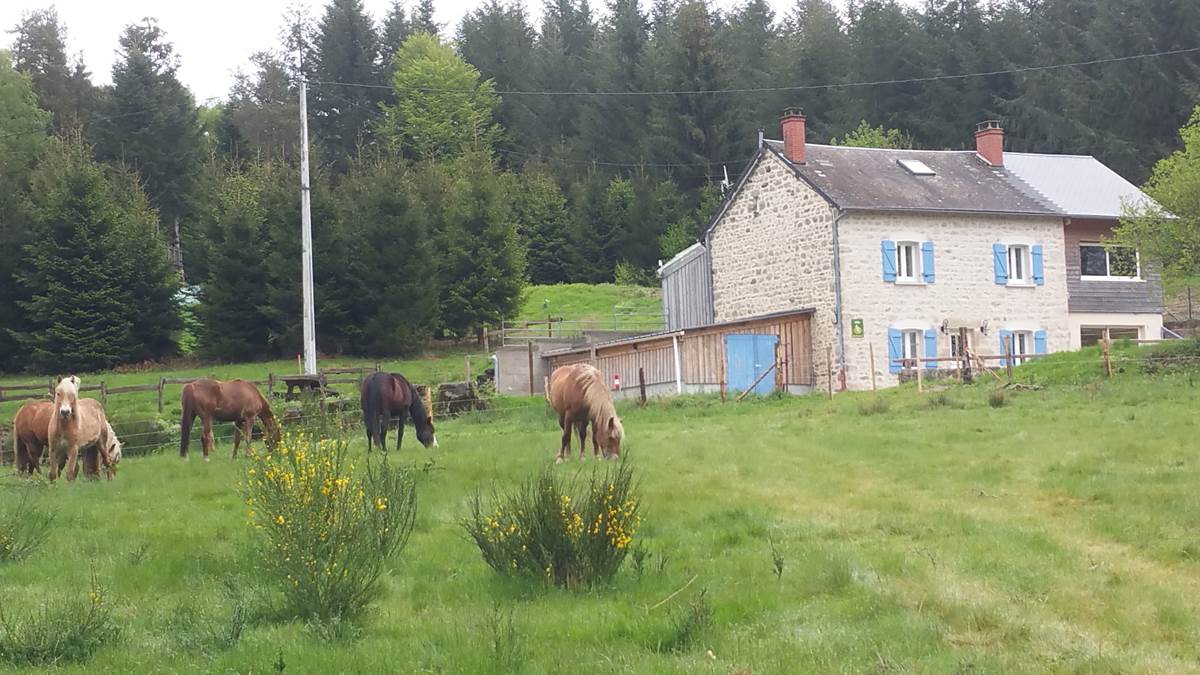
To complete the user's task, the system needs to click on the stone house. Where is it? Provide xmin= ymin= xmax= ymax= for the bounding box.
xmin=662 ymin=109 xmax=1163 ymax=391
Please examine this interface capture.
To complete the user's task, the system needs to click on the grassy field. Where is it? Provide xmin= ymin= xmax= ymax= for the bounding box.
xmin=4 ymin=349 xmax=1200 ymax=673
xmin=517 ymin=284 xmax=661 ymax=323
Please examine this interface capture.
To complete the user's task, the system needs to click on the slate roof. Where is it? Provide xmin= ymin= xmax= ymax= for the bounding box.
xmin=763 ymin=140 xmax=1059 ymax=216
xmin=1003 ymin=152 xmax=1158 ymax=219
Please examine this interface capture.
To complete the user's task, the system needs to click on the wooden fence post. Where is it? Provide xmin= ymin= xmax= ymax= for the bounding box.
xmin=826 ymin=345 xmax=833 ymax=401
xmin=157 ymin=377 xmax=165 ymax=413
xmin=268 ymin=373 xmax=276 ymax=399
xmin=917 ymin=358 xmax=924 ymax=393
xmin=527 ymin=342 xmax=535 ymax=396
xmin=1103 ymin=337 xmax=1113 ymax=378
xmin=868 ymin=343 xmax=877 ymax=392
xmin=465 ymin=355 xmax=471 ymax=382
xmin=638 ymin=367 xmax=647 ymax=406
xmin=1005 ymin=336 xmax=1015 ymax=380
xmin=959 ymin=328 xmax=972 ymax=383
xmin=100 ymin=381 xmax=108 ymax=408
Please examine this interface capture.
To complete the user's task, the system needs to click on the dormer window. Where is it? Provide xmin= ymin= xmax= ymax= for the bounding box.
xmin=897 ymin=159 xmax=935 ymax=176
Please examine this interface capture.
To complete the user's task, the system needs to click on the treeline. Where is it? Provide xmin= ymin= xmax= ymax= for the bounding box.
xmin=2 ymin=0 xmax=1198 ymax=371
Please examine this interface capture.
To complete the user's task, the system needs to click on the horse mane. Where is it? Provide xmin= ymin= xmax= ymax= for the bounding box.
xmin=575 ymin=366 xmax=622 ymax=438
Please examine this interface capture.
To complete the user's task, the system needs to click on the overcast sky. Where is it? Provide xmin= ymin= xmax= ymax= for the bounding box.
xmin=1 ymin=0 xmax=791 ymax=104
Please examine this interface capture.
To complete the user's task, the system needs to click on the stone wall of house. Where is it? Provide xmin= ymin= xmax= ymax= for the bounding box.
xmin=837 ymin=211 xmax=1070 ymax=390
xmin=708 ymin=152 xmax=838 ymax=390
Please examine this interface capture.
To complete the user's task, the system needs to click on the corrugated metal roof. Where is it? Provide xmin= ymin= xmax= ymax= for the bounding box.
xmin=657 ymin=241 xmax=705 ymax=277
xmin=764 ymin=140 xmax=1059 ymax=216
xmin=1003 ymin=152 xmax=1158 ymax=219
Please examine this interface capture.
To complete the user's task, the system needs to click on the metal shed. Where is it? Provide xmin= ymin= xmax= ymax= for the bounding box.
xmin=543 ymin=309 xmax=814 ymax=399
xmin=658 ymin=242 xmax=714 ymax=331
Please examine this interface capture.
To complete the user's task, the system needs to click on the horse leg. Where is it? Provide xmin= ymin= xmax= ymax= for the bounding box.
xmin=576 ymin=420 xmax=588 ymax=461
xmin=83 ymin=445 xmax=100 ymax=479
xmin=242 ymin=418 xmax=255 ymax=455
xmin=379 ymin=413 xmax=388 ymax=452
xmin=65 ymin=444 xmax=80 ymax=482
xmin=232 ymin=425 xmax=242 ymax=458
xmin=395 ymin=408 xmax=408 ymax=451
xmin=202 ymin=416 xmax=214 ymax=462
xmin=557 ymin=413 xmax=573 ymax=464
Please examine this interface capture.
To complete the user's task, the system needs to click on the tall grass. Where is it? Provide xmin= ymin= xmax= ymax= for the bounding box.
xmin=0 ymin=489 xmax=55 ymax=563
xmin=0 ymin=578 xmax=118 ymax=666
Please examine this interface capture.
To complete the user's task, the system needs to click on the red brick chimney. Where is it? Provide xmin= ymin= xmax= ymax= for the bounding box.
xmin=975 ymin=120 xmax=1004 ymax=166
xmin=780 ymin=107 xmax=806 ymax=164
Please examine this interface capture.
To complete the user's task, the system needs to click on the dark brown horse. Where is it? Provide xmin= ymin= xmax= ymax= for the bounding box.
xmin=13 ymin=400 xmax=52 ymax=474
xmin=360 ymin=371 xmax=437 ymax=452
xmin=180 ymin=378 xmax=280 ymax=461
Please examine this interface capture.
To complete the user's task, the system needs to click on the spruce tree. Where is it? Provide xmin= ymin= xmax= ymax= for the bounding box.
xmin=311 ymin=0 xmax=384 ymax=172
xmin=512 ymin=170 xmax=572 ymax=284
xmin=381 ymin=1 xmax=411 ymax=63
xmin=412 ymin=0 xmax=440 ymax=36
xmin=457 ymin=0 xmax=540 ymax=155
xmin=9 ymin=8 xmax=95 ymax=133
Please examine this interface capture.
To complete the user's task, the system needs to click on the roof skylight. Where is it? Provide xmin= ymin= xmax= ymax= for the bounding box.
xmin=898 ymin=159 xmax=935 ymax=176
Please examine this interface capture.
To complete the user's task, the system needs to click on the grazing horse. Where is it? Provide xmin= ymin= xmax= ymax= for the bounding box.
xmin=46 ymin=376 xmax=116 ymax=482
xmin=180 ymin=378 xmax=280 ymax=461
xmin=13 ymin=400 xmax=53 ymax=474
xmin=548 ymin=363 xmax=624 ymax=463
xmin=360 ymin=371 xmax=437 ymax=452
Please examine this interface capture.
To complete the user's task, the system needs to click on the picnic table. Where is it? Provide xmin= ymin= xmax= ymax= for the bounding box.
xmin=277 ymin=374 xmax=334 ymax=401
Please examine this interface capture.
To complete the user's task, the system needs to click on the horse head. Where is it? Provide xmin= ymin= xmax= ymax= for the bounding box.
xmin=417 ymin=415 xmax=438 ymax=449
xmin=595 ymin=415 xmax=624 ymax=459
xmin=103 ymin=427 xmax=123 ymax=478
xmin=54 ymin=376 xmax=81 ymax=421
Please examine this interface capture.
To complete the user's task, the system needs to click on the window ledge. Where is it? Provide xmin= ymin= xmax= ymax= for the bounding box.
xmin=1006 ymin=281 xmax=1036 ymax=288
xmin=894 ymin=278 xmax=926 ymax=286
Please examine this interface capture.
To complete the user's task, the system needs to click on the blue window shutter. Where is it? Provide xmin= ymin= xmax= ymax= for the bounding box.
xmin=881 ymin=240 xmax=897 ymax=282
xmin=993 ymin=244 xmax=1008 ymax=284
xmin=1032 ymin=245 xmax=1045 ymax=285
xmin=921 ymin=241 xmax=935 ymax=283
xmin=923 ymin=329 xmax=938 ymax=370
xmin=998 ymin=329 xmax=1013 ymax=367
xmin=887 ymin=328 xmax=902 ymax=374
xmin=1034 ymin=330 xmax=1047 ymax=355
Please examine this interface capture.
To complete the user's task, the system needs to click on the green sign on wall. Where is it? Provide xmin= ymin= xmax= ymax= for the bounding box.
xmin=851 ymin=318 xmax=864 ymax=338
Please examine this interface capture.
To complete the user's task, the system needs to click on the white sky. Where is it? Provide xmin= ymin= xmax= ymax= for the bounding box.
xmin=1 ymin=0 xmax=805 ymax=104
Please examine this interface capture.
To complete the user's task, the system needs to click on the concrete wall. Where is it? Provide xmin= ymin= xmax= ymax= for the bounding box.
xmin=495 ymin=342 xmax=574 ymax=396
xmin=837 ymin=211 xmax=1070 ymax=390
xmin=708 ymin=152 xmax=838 ymax=390
xmin=1067 ymin=312 xmax=1163 ymax=349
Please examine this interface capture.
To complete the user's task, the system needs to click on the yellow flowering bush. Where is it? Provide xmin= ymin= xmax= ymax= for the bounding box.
xmin=242 ymin=430 xmax=416 ymax=622
xmin=464 ymin=459 xmax=641 ymax=588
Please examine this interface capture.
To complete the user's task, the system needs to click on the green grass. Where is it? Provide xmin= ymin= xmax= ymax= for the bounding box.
xmin=517 ymin=284 xmax=661 ymax=323
xmin=4 ymin=356 xmax=1200 ymax=672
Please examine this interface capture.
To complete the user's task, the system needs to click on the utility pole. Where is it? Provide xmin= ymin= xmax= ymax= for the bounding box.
xmin=299 ymin=79 xmax=317 ymax=375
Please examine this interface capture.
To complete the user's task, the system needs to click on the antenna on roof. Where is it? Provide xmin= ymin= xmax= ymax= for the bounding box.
xmin=720 ymin=165 xmax=731 ymax=196
xmin=757 ymin=128 xmax=764 ymax=149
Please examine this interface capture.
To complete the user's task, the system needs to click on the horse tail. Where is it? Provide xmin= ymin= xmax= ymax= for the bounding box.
xmin=180 ymin=384 xmax=195 ymax=458
xmin=363 ymin=375 xmax=380 ymax=450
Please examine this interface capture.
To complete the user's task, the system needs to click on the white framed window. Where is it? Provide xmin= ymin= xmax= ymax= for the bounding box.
xmin=1080 ymin=326 xmax=1141 ymax=347
xmin=1008 ymin=245 xmax=1030 ymax=285
xmin=896 ymin=242 xmax=919 ymax=282
xmin=901 ymin=329 xmax=921 ymax=367
xmin=1080 ymin=243 xmax=1140 ymax=280
xmin=1012 ymin=330 xmax=1033 ymax=364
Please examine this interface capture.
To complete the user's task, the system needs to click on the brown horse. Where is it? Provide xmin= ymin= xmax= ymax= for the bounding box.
xmin=13 ymin=400 xmax=52 ymax=474
xmin=46 ymin=376 xmax=117 ymax=482
xmin=180 ymin=378 xmax=280 ymax=461
xmin=548 ymin=363 xmax=624 ymax=463
xmin=360 ymin=371 xmax=437 ymax=452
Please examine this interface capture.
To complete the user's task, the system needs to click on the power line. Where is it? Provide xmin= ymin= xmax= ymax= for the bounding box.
xmin=497 ymin=146 xmax=755 ymax=169
xmin=311 ymin=45 xmax=1200 ymax=97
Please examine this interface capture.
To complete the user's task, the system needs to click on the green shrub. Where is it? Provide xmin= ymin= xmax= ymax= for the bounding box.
xmin=243 ymin=429 xmax=417 ymax=622
xmin=1143 ymin=338 xmax=1200 ymax=375
xmin=656 ymin=588 xmax=713 ymax=653
xmin=0 ymin=489 xmax=55 ymax=563
xmin=464 ymin=458 xmax=641 ymax=588
xmin=988 ymin=389 xmax=1008 ymax=408
xmin=926 ymin=392 xmax=957 ymax=409
xmin=0 ymin=578 xmax=119 ymax=666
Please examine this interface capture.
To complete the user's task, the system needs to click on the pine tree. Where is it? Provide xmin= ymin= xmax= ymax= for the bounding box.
xmin=381 ymin=1 xmax=411 ymax=63
xmin=200 ymin=170 xmax=272 ymax=360
xmin=9 ymin=8 xmax=95 ymax=133
xmin=773 ymin=0 xmax=849 ymax=139
xmin=226 ymin=52 xmax=301 ymax=162
xmin=0 ymin=52 xmax=52 ymax=371
xmin=535 ymin=0 xmax=597 ymax=149
xmin=336 ymin=158 xmax=439 ymax=353
xmin=95 ymin=19 xmax=201 ymax=241
xmin=412 ymin=0 xmax=440 ymax=36
xmin=577 ymin=0 xmax=650 ymax=165
xmin=311 ymin=0 xmax=384 ymax=171
xmin=457 ymin=0 xmax=540 ymax=156
xmin=513 ymin=170 xmax=572 ymax=284
xmin=14 ymin=140 xmax=179 ymax=371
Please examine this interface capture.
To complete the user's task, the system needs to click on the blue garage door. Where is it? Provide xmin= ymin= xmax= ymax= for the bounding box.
xmin=726 ymin=334 xmax=779 ymax=395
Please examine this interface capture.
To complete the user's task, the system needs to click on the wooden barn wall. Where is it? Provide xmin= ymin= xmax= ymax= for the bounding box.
xmin=546 ymin=313 xmax=813 ymax=391
xmin=681 ymin=315 xmax=812 ymax=386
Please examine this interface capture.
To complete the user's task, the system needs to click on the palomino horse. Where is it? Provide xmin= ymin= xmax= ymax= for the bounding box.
xmin=13 ymin=400 xmax=52 ymax=474
xmin=46 ymin=376 xmax=120 ymax=482
xmin=547 ymin=363 xmax=624 ymax=463
xmin=360 ymin=371 xmax=437 ymax=452
xmin=180 ymin=378 xmax=280 ymax=461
